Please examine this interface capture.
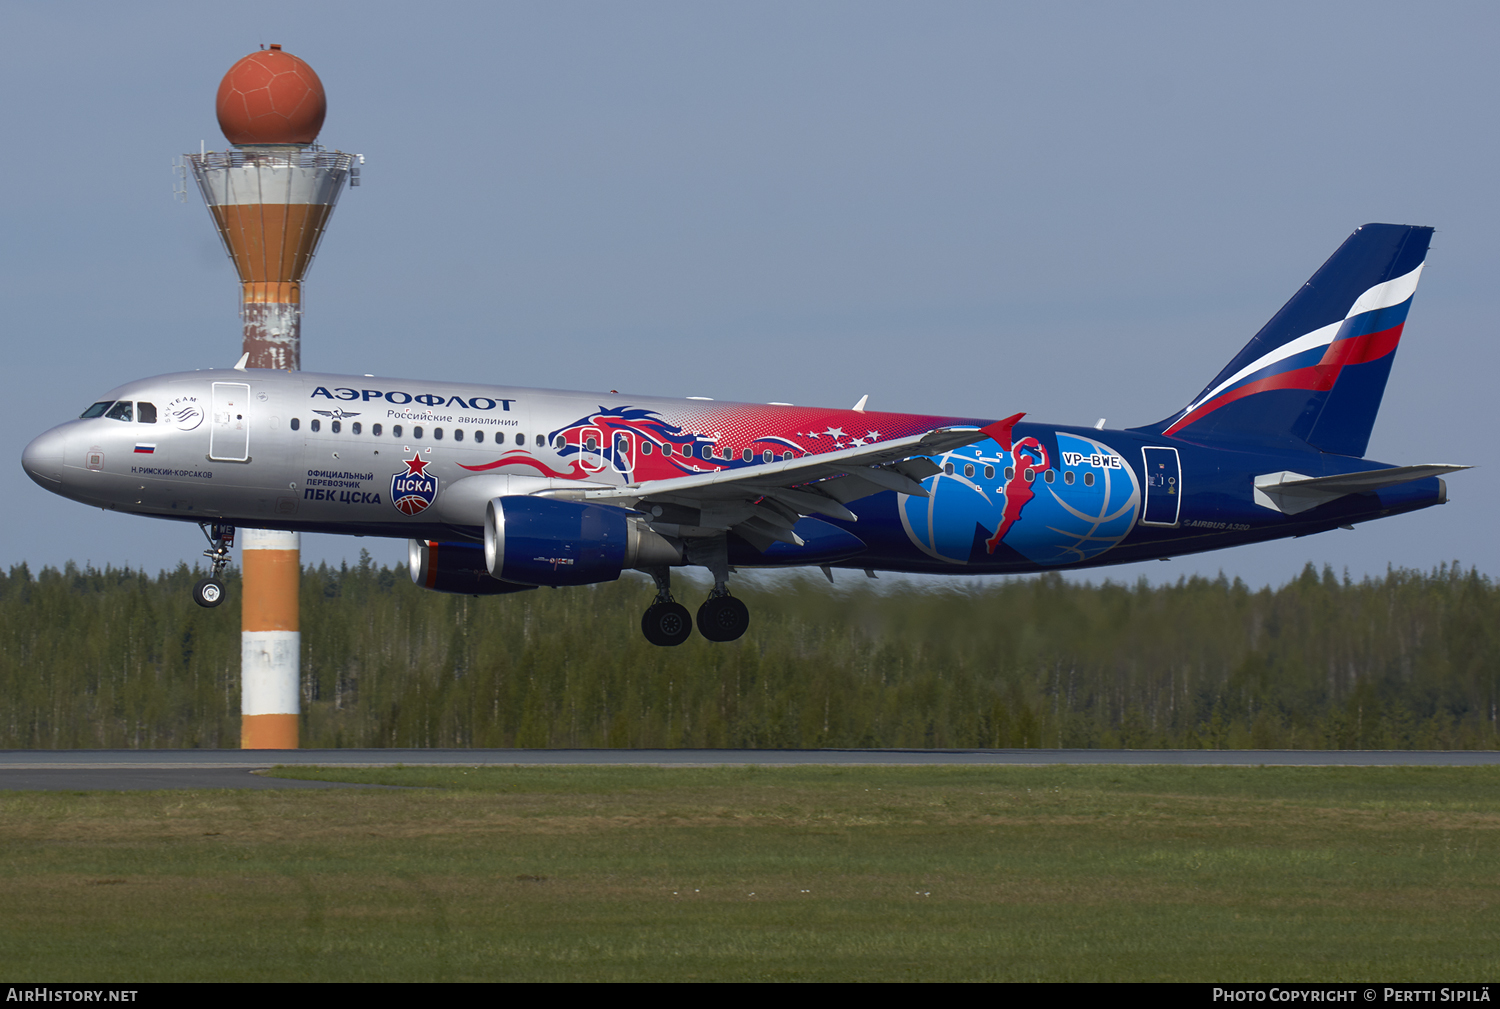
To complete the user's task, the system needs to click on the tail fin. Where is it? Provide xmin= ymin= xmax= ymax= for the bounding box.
xmin=1138 ymin=223 xmax=1433 ymax=456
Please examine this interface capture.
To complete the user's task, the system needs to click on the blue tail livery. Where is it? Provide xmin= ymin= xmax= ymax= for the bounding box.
xmin=1145 ymin=223 xmax=1431 ymax=456
xmin=23 ymin=223 xmax=1468 ymax=644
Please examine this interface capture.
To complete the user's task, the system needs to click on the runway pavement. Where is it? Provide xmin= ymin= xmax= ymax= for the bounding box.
xmin=2 ymin=748 xmax=1499 ymax=789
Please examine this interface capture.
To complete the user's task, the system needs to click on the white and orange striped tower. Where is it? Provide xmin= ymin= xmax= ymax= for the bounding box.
xmin=239 ymin=528 xmax=301 ymax=748
xmin=185 ymin=45 xmax=358 ymax=748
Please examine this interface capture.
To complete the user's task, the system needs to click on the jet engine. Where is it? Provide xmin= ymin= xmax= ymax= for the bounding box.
xmin=408 ymin=538 xmax=537 ymax=596
xmin=484 ymin=495 xmax=682 ymax=587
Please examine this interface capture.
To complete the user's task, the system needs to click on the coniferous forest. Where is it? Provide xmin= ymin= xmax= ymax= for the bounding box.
xmin=0 ymin=555 xmax=1497 ymax=750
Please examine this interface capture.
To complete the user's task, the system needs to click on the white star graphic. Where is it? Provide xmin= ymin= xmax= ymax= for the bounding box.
xmin=824 ymin=427 xmax=846 ymax=438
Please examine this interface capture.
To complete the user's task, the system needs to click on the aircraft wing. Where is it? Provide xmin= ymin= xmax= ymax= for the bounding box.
xmin=566 ymin=425 xmax=995 ymax=550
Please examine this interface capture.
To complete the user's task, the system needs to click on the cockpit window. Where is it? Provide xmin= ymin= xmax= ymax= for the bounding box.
xmin=104 ymin=402 xmax=134 ymax=422
xmin=80 ymin=401 xmax=113 ymax=419
xmin=136 ymin=402 xmax=157 ymax=424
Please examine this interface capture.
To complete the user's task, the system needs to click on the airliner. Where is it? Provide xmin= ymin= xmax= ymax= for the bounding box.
xmin=22 ymin=224 xmax=1466 ymax=645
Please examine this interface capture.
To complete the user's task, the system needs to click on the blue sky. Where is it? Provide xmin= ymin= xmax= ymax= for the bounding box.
xmin=4 ymin=2 xmax=1496 ymax=589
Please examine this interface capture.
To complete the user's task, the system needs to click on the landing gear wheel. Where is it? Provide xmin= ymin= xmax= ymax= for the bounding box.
xmin=641 ymin=601 xmax=693 ymax=646
xmin=195 ymin=523 xmax=235 ymax=608
xmin=696 ymin=595 xmax=749 ymax=642
xmin=193 ymin=577 xmax=226 ymax=609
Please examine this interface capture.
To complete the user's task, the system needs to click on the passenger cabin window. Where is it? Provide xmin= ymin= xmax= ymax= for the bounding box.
xmin=474 ymin=430 xmax=482 ymax=443
xmin=80 ymin=401 xmax=112 ymax=419
xmin=392 ymin=425 xmax=402 ymax=438
xmin=372 ymin=423 xmax=382 ymax=436
xmin=310 ymin=419 xmax=321 ymax=432
xmin=413 ymin=427 xmax=423 ymax=439
xmin=433 ymin=428 xmax=443 ymax=441
xmin=331 ymin=421 xmax=341 ymax=434
xmin=105 ymin=402 xmax=133 ymax=422
xmin=352 ymin=422 xmax=362 ymax=435
xmin=291 ymin=418 xmax=300 ymax=431
xmin=136 ymin=403 xmax=157 ymax=424
xmin=495 ymin=432 xmax=505 ymax=445
xmin=454 ymin=429 xmax=464 ymax=442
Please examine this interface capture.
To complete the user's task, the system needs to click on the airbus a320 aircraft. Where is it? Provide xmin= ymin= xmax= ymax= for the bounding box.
xmin=23 ymin=224 xmax=1466 ymax=645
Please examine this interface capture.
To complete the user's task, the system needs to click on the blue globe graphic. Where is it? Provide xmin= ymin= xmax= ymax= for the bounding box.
xmin=900 ymin=432 xmax=1139 ymax=566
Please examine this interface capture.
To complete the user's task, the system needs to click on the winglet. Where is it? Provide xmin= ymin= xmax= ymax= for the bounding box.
xmin=980 ymin=413 xmax=1026 ymax=451
xmin=232 ymin=352 xmax=250 ymax=371
xmin=852 ymin=394 xmax=869 ymax=413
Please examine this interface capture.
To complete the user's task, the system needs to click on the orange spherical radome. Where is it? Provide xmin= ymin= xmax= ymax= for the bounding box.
xmin=215 ymin=46 xmax=327 ymax=145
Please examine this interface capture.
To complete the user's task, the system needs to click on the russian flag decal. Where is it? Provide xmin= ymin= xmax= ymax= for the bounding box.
xmin=134 ymin=444 xmax=156 ymax=454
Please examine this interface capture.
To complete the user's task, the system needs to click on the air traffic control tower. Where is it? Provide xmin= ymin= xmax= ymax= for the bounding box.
xmin=185 ymin=45 xmax=359 ymax=748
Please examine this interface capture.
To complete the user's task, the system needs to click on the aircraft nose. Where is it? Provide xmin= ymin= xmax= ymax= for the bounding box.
xmin=22 ymin=428 xmax=65 ymax=487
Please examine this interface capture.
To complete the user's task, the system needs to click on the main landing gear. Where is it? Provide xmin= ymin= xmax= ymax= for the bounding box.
xmin=639 ymin=589 xmax=749 ymax=646
xmin=194 ymin=522 xmax=234 ymax=609
xmin=640 ymin=566 xmax=693 ymax=646
xmin=696 ymin=590 xmax=749 ymax=643
xmin=642 ymin=595 xmax=693 ymax=647
xmin=639 ymin=555 xmax=751 ymax=646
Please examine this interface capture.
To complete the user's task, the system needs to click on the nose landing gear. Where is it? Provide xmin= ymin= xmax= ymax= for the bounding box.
xmin=194 ymin=523 xmax=235 ymax=609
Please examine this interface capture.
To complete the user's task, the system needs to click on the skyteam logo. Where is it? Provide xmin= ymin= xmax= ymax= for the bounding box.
xmin=391 ymin=456 xmax=438 ymax=516
xmin=164 ymin=396 xmax=204 ymax=432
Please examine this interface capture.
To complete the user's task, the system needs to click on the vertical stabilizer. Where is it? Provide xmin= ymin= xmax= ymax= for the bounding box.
xmin=1140 ymin=224 xmax=1432 ymax=456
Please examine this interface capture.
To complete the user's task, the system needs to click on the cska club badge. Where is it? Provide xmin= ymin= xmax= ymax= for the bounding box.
xmin=391 ymin=455 xmax=438 ymax=516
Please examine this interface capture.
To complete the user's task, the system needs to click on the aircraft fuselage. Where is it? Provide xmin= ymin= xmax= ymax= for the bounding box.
xmin=22 ymin=368 xmax=1445 ymax=576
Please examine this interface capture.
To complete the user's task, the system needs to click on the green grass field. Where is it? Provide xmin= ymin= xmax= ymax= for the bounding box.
xmin=2 ymin=765 xmax=1497 ymax=981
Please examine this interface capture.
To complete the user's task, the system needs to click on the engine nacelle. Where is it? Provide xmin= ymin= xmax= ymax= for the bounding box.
xmin=408 ymin=539 xmax=537 ymax=596
xmin=485 ymin=495 xmax=682 ymax=587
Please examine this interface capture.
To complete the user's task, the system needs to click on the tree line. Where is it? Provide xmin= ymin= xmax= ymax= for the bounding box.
xmin=0 ymin=555 xmax=1496 ymax=749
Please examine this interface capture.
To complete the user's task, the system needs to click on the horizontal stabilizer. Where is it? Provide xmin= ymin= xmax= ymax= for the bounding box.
xmin=1253 ymin=464 xmax=1468 ymax=515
